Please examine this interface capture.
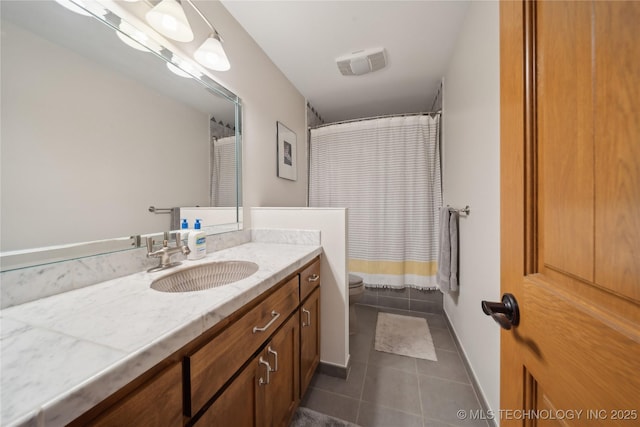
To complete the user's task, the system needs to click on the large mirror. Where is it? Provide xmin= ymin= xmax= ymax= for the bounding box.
xmin=0 ymin=0 xmax=242 ymax=270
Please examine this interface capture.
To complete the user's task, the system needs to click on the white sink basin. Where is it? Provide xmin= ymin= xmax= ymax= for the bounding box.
xmin=150 ymin=261 xmax=259 ymax=293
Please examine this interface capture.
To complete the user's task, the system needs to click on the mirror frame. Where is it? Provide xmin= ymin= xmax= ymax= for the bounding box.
xmin=0 ymin=1 xmax=243 ymax=272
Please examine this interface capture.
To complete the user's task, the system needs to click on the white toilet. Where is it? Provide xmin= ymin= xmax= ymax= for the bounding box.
xmin=348 ymin=274 xmax=365 ymax=335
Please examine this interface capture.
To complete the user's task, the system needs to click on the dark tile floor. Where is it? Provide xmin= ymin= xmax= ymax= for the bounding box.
xmin=299 ymin=304 xmax=490 ymax=427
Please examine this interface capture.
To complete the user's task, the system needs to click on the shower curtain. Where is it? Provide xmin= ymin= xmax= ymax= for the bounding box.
xmin=210 ymin=136 xmax=237 ymax=207
xmin=309 ymin=114 xmax=442 ymax=289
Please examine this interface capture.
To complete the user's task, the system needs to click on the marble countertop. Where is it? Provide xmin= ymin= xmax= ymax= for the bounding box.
xmin=0 ymin=242 xmax=322 ymax=427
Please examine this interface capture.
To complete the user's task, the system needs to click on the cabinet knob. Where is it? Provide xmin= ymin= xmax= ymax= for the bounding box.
xmin=307 ymin=274 xmax=320 ymax=282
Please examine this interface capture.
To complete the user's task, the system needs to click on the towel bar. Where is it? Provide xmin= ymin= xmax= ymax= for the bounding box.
xmin=447 ymin=205 xmax=470 ymax=215
xmin=148 ymin=206 xmax=173 ymax=214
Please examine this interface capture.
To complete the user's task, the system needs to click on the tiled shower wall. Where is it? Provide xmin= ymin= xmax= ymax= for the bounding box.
xmin=361 ymin=286 xmax=444 ymax=314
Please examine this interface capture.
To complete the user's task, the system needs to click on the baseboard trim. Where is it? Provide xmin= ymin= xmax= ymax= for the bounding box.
xmin=444 ymin=313 xmax=498 ymax=427
xmin=317 ymin=357 xmax=350 ymax=379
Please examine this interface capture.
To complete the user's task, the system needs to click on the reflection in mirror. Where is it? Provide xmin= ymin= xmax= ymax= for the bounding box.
xmin=0 ymin=0 xmax=242 ymax=270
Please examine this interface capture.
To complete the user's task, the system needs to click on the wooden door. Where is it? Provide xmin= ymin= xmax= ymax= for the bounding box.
xmin=300 ymin=287 xmax=321 ymax=396
xmin=500 ymin=1 xmax=640 ymax=426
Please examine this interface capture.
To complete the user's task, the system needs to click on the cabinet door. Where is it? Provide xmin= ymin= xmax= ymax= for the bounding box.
xmin=300 ymin=287 xmax=320 ymax=397
xmin=87 ymin=363 xmax=183 ymax=427
xmin=187 ymin=277 xmax=299 ymax=415
xmin=263 ymin=312 xmax=300 ymax=427
xmin=195 ymin=353 xmax=266 ymax=427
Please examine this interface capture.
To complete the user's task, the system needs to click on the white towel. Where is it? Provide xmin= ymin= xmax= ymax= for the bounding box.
xmin=437 ymin=207 xmax=459 ymax=292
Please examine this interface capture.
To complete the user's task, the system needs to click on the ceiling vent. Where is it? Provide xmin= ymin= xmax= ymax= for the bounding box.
xmin=336 ymin=47 xmax=387 ymax=76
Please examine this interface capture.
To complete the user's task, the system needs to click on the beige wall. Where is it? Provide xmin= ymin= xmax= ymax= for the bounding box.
xmin=193 ymin=1 xmax=309 ymax=221
xmin=0 ymin=20 xmax=209 ymax=250
xmin=442 ymin=0 xmax=501 ymax=419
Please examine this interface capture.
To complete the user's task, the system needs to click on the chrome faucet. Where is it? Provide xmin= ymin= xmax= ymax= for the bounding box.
xmin=146 ymin=232 xmax=190 ymax=272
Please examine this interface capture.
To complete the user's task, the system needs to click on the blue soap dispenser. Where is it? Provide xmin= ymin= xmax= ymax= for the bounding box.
xmin=187 ymin=219 xmax=206 ymax=260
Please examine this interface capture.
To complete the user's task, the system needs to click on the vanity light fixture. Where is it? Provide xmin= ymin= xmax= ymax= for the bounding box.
xmin=146 ymin=0 xmax=194 ymax=42
xmin=185 ymin=0 xmax=231 ymax=71
xmin=144 ymin=0 xmax=231 ymax=71
xmin=116 ymin=21 xmax=153 ymax=52
xmin=167 ymin=55 xmax=200 ymax=79
xmin=194 ymin=31 xmax=230 ymax=71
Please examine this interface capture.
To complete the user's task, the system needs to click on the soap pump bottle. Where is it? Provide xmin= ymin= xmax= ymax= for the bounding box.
xmin=181 ymin=219 xmax=189 ymax=230
xmin=187 ymin=219 xmax=206 ymax=260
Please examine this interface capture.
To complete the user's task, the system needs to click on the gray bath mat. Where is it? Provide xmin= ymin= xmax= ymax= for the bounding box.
xmin=374 ymin=312 xmax=438 ymax=361
xmin=290 ymin=407 xmax=360 ymax=427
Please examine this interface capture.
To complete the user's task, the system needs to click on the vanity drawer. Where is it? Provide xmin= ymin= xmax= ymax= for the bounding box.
xmin=186 ymin=276 xmax=300 ymax=415
xmin=299 ymin=258 xmax=321 ymax=302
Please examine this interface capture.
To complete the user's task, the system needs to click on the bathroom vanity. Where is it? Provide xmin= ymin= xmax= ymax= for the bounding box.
xmin=73 ymin=257 xmax=320 ymax=426
xmin=0 ymin=242 xmax=322 ymax=427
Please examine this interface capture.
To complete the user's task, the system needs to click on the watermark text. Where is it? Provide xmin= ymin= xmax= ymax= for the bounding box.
xmin=456 ymin=409 xmax=638 ymax=421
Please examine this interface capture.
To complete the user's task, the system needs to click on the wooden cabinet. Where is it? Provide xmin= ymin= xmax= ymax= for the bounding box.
xmin=299 ymin=258 xmax=321 ymax=397
xmin=261 ymin=312 xmax=300 ymax=427
xmin=196 ymin=352 xmax=261 ymax=427
xmin=71 ymin=256 xmax=321 ymax=427
xmin=185 ymin=276 xmax=299 ymax=416
xmin=71 ymin=362 xmax=183 ymax=427
xmin=189 ymin=257 xmax=320 ymax=426
xmin=299 ymin=258 xmax=320 ymax=302
xmin=300 ymin=286 xmax=320 ymax=396
xmin=196 ymin=304 xmax=301 ymax=427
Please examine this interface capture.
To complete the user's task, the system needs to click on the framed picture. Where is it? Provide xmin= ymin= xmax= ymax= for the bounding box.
xmin=277 ymin=121 xmax=297 ymax=181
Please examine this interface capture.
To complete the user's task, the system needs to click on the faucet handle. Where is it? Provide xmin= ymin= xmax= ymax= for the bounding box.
xmin=146 ymin=236 xmax=154 ymax=253
xmin=161 ymin=231 xmax=169 ymax=247
xmin=175 ymin=232 xmax=182 ymax=246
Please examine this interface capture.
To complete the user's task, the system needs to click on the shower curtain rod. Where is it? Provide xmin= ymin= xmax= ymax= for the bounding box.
xmin=309 ymin=111 xmax=441 ymax=130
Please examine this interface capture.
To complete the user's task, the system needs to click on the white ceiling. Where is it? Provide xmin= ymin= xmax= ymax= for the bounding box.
xmin=220 ymin=0 xmax=470 ymax=123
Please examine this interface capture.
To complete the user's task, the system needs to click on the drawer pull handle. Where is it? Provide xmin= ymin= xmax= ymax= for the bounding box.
xmin=253 ymin=311 xmax=281 ymax=333
xmin=267 ymin=346 xmax=278 ymax=372
xmin=258 ymin=357 xmax=271 ymax=386
xmin=302 ymin=308 xmax=311 ymax=327
xmin=307 ymin=274 xmax=320 ymax=282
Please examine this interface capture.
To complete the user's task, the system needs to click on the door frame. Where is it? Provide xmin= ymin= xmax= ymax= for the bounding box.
xmin=499 ymin=0 xmax=535 ymax=423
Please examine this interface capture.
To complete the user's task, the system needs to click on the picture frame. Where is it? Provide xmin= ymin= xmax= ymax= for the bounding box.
xmin=277 ymin=121 xmax=297 ymax=181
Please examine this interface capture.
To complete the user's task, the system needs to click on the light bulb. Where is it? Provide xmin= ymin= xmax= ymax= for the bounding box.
xmin=167 ymin=57 xmax=200 ymax=79
xmin=116 ymin=22 xmax=150 ymax=52
xmin=194 ymin=34 xmax=230 ymax=71
xmin=162 ymin=14 xmax=178 ymax=31
xmin=145 ymin=0 xmax=194 ymax=43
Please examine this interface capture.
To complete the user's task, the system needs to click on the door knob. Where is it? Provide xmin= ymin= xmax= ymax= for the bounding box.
xmin=481 ymin=293 xmax=520 ymax=330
